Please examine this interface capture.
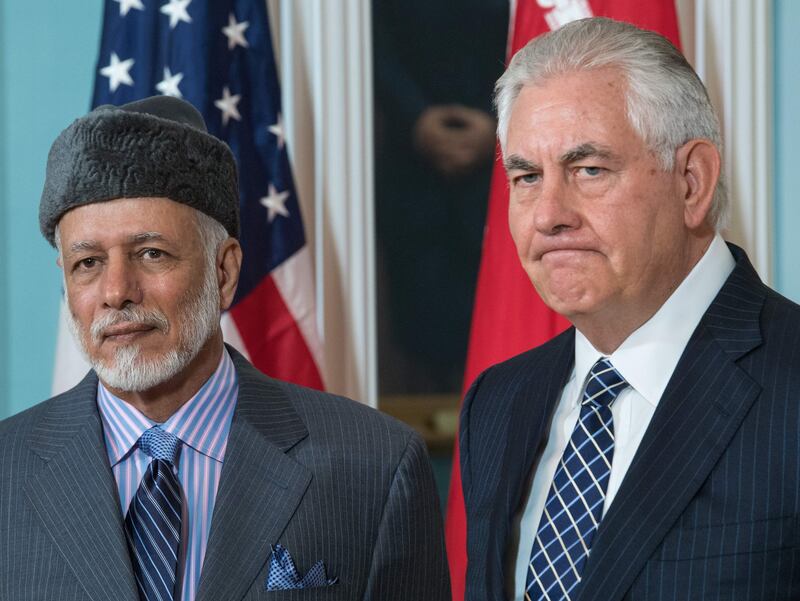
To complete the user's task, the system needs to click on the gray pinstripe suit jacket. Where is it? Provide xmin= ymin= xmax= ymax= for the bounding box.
xmin=0 ymin=348 xmax=450 ymax=600
xmin=461 ymin=245 xmax=800 ymax=600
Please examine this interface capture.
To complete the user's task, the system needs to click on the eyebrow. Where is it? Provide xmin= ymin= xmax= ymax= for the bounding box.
xmin=68 ymin=240 xmax=101 ymax=254
xmin=130 ymin=232 xmax=165 ymax=243
xmin=503 ymin=154 xmax=539 ymax=173
xmin=66 ymin=232 xmax=166 ymax=254
xmin=503 ymin=143 xmax=617 ymax=173
xmin=559 ymin=143 xmax=615 ymax=163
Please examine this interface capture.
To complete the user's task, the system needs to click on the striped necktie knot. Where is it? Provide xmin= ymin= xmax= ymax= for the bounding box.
xmin=139 ymin=426 xmax=181 ymax=465
xmin=582 ymin=358 xmax=629 ymax=410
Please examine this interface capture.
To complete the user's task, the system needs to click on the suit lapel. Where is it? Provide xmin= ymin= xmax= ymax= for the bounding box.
xmin=575 ymin=247 xmax=766 ymax=601
xmin=482 ymin=330 xmax=575 ymax=599
xmin=24 ymin=371 xmax=139 ymax=601
xmin=196 ymin=350 xmax=312 ymax=601
xmin=502 ymin=330 xmax=576 ymax=517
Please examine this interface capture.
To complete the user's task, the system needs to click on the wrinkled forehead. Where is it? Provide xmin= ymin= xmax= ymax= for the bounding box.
xmin=510 ymin=67 xmax=629 ymax=119
xmin=56 ymin=197 xmax=201 ymax=250
xmin=505 ymin=70 xmax=639 ymax=157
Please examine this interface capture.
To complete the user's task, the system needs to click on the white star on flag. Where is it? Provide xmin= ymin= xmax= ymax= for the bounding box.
xmin=100 ymin=52 xmax=135 ymax=92
xmin=114 ymin=0 xmax=145 ymax=17
xmin=160 ymin=0 xmax=192 ymax=29
xmin=268 ymin=114 xmax=285 ymax=149
xmin=215 ymin=86 xmax=242 ymax=126
xmin=156 ymin=67 xmax=184 ymax=98
xmin=222 ymin=13 xmax=250 ymax=50
xmin=260 ymin=184 xmax=290 ymax=222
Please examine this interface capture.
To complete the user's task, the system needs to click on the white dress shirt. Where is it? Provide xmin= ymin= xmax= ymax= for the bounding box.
xmin=508 ymin=234 xmax=736 ymax=600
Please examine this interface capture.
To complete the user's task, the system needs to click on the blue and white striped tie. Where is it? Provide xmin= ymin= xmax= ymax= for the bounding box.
xmin=125 ymin=426 xmax=184 ymax=601
xmin=526 ymin=358 xmax=629 ymax=601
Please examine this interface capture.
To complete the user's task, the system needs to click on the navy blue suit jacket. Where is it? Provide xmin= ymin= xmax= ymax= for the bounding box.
xmin=460 ymin=245 xmax=800 ymax=600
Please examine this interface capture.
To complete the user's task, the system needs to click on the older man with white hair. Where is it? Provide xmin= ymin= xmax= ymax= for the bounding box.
xmin=460 ymin=17 xmax=800 ymax=601
xmin=0 ymin=96 xmax=450 ymax=601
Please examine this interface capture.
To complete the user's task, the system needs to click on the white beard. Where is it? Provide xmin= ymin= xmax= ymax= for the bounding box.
xmin=66 ymin=265 xmax=220 ymax=392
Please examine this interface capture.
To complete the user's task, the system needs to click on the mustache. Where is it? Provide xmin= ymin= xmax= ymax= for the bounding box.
xmin=90 ymin=306 xmax=170 ymax=342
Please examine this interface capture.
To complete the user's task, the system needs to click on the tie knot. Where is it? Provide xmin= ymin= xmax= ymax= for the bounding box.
xmin=583 ymin=358 xmax=629 ymax=409
xmin=139 ymin=426 xmax=181 ymax=465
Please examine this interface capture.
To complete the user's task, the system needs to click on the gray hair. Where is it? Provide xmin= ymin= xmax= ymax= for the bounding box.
xmin=495 ymin=17 xmax=728 ymax=230
xmin=193 ymin=208 xmax=231 ymax=270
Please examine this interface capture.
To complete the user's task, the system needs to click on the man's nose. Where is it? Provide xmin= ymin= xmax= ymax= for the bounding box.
xmin=533 ymin=175 xmax=580 ymax=235
xmin=101 ymin=258 xmax=142 ymax=309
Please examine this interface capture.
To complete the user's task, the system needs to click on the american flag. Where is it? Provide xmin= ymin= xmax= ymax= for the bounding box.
xmin=53 ymin=0 xmax=324 ymax=392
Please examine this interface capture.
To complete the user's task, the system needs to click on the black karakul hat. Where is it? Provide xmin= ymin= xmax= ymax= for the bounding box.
xmin=39 ymin=95 xmax=239 ymax=246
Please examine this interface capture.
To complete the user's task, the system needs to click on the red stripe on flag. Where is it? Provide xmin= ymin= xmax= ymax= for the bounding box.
xmin=229 ymin=274 xmax=324 ymax=391
xmin=445 ymin=3 xmax=681 ymax=600
xmin=512 ymin=0 xmax=681 ymax=52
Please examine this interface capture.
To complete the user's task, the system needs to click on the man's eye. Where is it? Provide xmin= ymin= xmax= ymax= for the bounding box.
xmin=78 ymin=258 xmax=96 ymax=270
xmin=142 ymin=249 xmax=164 ymax=260
xmin=517 ymin=173 xmax=540 ymax=185
xmin=579 ymin=166 xmax=603 ymax=176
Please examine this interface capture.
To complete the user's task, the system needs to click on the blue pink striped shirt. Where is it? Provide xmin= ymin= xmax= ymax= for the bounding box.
xmin=97 ymin=349 xmax=238 ymax=601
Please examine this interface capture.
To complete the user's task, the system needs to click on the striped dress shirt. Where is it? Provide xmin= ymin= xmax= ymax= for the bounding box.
xmin=97 ymin=349 xmax=238 ymax=601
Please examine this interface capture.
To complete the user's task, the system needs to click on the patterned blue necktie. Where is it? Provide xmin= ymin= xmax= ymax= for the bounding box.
xmin=125 ymin=426 xmax=184 ymax=601
xmin=526 ymin=358 xmax=629 ymax=601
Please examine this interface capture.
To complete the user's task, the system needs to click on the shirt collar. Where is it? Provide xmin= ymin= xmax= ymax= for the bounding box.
xmin=97 ymin=348 xmax=239 ymax=467
xmin=574 ymin=234 xmax=735 ymax=407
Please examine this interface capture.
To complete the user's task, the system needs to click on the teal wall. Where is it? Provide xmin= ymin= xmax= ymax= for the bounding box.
xmin=0 ymin=3 xmax=799 ymax=418
xmin=0 ymin=0 xmax=6 ymax=414
xmin=0 ymin=2 xmax=103 ymax=417
xmin=774 ymin=0 xmax=800 ymax=300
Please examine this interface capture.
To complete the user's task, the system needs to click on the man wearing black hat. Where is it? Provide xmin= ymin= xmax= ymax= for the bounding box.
xmin=0 ymin=96 xmax=450 ymax=601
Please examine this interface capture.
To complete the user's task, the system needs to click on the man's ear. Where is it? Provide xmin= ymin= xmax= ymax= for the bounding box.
xmin=675 ymin=138 xmax=721 ymax=230
xmin=216 ymin=238 xmax=243 ymax=311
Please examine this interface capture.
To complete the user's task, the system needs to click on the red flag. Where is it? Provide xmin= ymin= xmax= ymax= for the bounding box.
xmin=445 ymin=2 xmax=680 ymax=599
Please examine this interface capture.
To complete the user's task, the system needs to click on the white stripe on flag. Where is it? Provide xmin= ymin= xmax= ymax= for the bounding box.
xmin=270 ymin=246 xmax=325 ymax=382
xmin=220 ymin=312 xmax=252 ymax=361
